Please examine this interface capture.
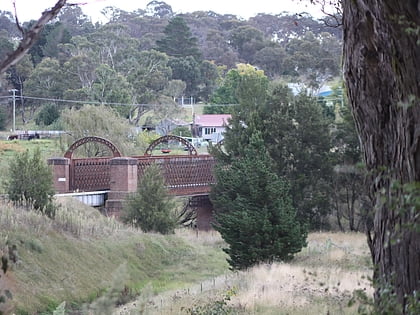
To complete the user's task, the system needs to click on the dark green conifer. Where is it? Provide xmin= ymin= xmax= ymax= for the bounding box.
xmin=211 ymin=133 xmax=307 ymax=270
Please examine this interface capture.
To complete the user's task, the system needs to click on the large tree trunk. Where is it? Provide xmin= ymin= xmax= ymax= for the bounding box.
xmin=342 ymin=0 xmax=420 ymax=310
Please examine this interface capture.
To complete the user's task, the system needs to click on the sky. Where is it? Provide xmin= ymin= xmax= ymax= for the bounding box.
xmin=0 ymin=0 xmax=326 ymax=23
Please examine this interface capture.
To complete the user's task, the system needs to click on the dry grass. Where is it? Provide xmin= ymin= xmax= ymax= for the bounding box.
xmin=0 ymin=198 xmax=124 ymax=239
xmin=175 ymin=227 xmax=224 ymax=247
xmin=0 ymin=141 xmax=25 ymax=154
xmin=117 ymin=232 xmax=373 ymax=314
xmin=230 ymin=232 xmax=372 ymax=314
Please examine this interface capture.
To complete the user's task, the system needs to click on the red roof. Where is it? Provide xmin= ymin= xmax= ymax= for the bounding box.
xmin=194 ymin=114 xmax=231 ymax=127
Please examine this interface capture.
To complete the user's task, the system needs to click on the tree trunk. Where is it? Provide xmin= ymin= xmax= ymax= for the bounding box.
xmin=342 ymin=0 xmax=420 ymax=310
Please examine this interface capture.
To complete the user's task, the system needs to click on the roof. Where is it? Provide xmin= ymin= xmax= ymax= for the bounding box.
xmin=194 ymin=114 xmax=231 ymax=127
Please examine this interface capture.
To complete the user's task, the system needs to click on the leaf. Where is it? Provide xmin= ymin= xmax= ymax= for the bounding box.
xmin=53 ymin=301 xmax=66 ymax=315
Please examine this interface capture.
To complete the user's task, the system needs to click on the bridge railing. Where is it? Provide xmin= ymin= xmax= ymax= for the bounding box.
xmin=135 ymin=155 xmax=216 ymax=195
xmin=57 ymin=154 xmax=216 ymax=196
xmin=70 ymin=157 xmax=111 ymax=192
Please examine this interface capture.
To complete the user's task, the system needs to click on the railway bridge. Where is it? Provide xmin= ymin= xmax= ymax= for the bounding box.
xmin=48 ymin=136 xmax=216 ymax=229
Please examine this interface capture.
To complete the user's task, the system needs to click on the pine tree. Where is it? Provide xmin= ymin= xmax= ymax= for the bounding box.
xmin=121 ymin=163 xmax=177 ymax=234
xmin=156 ymin=16 xmax=201 ymax=60
xmin=211 ymin=133 xmax=307 ymax=270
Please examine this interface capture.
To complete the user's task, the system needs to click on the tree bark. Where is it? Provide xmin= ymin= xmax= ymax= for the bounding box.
xmin=342 ymin=0 xmax=420 ymax=310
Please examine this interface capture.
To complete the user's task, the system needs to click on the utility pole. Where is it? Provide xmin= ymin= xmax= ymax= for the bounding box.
xmin=9 ymin=89 xmax=18 ymax=132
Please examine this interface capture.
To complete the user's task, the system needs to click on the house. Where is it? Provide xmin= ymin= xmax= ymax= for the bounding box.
xmin=192 ymin=114 xmax=231 ymax=142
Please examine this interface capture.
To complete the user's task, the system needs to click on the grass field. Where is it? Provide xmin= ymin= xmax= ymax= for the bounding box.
xmin=115 ymin=232 xmax=372 ymax=315
xmin=0 ymin=198 xmax=229 ymax=314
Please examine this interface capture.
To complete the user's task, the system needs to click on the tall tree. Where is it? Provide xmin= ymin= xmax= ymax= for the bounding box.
xmin=156 ymin=16 xmax=201 ymax=60
xmin=212 ymin=132 xmax=307 ymax=270
xmin=339 ymin=0 xmax=420 ymax=311
xmin=264 ymin=88 xmax=334 ymax=229
xmin=229 ymin=25 xmax=265 ymax=63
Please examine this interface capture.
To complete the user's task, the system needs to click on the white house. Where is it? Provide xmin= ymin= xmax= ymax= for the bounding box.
xmin=193 ymin=114 xmax=231 ymax=142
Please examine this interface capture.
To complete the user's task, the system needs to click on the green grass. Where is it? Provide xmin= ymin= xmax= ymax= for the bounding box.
xmin=0 ymin=199 xmax=228 ymax=314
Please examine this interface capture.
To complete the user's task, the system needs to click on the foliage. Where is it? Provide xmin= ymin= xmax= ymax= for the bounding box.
xmin=60 ymin=104 xmax=134 ymax=156
xmin=121 ymin=163 xmax=177 ymax=234
xmin=212 ymin=133 xmax=307 ymax=270
xmin=169 ymin=56 xmax=201 ymax=96
xmin=156 ymin=16 xmax=201 ymax=61
xmin=35 ymin=103 xmax=60 ymax=126
xmin=90 ymin=64 xmax=131 ymax=104
xmin=215 ymin=75 xmax=334 ymax=229
xmin=267 ymin=90 xmax=334 ymax=229
xmin=5 ymin=148 xmax=56 ymax=217
xmin=25 ymin=57 xmax=66 ymax=99
xmin=209 ymin=64 xmax=249 ymax=105
xmin=135 ymin=130 xmax=160 ymax=153
xmin=171 ymin=125 xmax=192 ymax=137
xmin=349 ymin=280 xmax=420 ymax=315
xmin=184 ymin=288 xmax=237 ymax=315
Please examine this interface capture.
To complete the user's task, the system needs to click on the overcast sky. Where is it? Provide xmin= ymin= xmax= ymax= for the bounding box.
xmin=0 ymin=0 xmax=325 ymax=22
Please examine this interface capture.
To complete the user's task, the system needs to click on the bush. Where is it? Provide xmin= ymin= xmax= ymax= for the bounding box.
xmin=5 ymin=148 xmax=56 ymax=217
xmin=121 ymin=163 xmax=177 ymax=234
xmin=35 ymin=103 xmax=60 ymax=126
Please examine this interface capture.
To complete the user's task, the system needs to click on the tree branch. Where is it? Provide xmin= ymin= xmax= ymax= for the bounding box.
xmin=0 ymin=0 xmax=68 ymax=74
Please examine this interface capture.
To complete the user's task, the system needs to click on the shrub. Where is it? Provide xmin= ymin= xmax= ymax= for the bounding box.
xmin=5 ymin=148 xmax=56 ymax=217
xmin=35 ymin=103 xmax=60 ymax=126
xmin=121 ymin=163 xmax=177 ymax=234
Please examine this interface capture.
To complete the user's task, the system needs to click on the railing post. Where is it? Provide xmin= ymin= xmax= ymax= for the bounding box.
xmin=48 ymin=157 xmax=70 ymax=193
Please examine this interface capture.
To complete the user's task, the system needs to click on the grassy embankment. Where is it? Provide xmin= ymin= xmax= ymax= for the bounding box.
xmin=0 ymin=197 xmax=228 ymax=314
xmin=117 ymin=232 xmax=373 ymax=315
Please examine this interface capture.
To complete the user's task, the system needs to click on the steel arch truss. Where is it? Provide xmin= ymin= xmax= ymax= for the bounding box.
xmin=64 ymin=136 xmax=122 ymax=159
xmin=145 ymin=135 xmax=198 ymax=156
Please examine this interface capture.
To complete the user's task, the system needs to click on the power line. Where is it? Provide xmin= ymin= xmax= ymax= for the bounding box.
xmin=0 ymin=94 xmax=241 ymax=107
xmin=16 ymin=95 xmax=156 ymax=107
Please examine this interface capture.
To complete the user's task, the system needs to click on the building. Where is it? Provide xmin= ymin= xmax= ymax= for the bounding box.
xmin=193 ymin=114 xmax=231 ymax=142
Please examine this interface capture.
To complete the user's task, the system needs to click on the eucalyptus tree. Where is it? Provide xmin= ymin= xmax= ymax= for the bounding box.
xmin=229 ymin=25 xmax=265 ymax=63
xmin=338 ymin=0 xmax=420 ymax=310
xmin=127 ymin=49 xmax=172 ymax=125
xmin=284 ymin=31 xmax=341 ymax=90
